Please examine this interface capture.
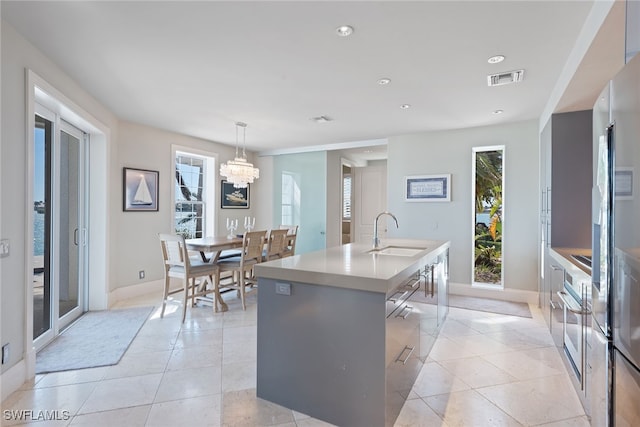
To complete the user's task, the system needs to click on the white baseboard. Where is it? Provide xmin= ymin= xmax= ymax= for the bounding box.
xmin=450 ymin=282 xmax=539 ymax=305
xmin=108 ymin=279 xmax=165 ymax=308
xmin=1 ymin=359 xmax=27 ymax=402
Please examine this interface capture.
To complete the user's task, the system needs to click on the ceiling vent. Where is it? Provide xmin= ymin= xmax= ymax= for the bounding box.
xmin=310 ymin=115 xmax=332 ymax=123
xmin=487 ymin=69 xmax=524 ymax=87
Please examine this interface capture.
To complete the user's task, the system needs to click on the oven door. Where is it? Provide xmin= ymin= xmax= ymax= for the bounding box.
xmin=558 ymin=290 xmax=586 ymax=387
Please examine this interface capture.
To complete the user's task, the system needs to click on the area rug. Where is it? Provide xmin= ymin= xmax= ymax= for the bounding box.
xmin=411 ymin=293 xmax=532 ymax=318
xmin=36 ymin=306 xmax=153 ymax=374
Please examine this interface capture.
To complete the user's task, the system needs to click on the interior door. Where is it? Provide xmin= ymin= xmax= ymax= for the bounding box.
xmin=353 ymin=164 xmax=387 ymax=244
xmin=274 ymin=151 xmax=327 ymax=254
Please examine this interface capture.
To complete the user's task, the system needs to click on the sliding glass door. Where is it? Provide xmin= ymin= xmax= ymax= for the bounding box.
xmin=33 ymin=106 xmax=88 ymax=349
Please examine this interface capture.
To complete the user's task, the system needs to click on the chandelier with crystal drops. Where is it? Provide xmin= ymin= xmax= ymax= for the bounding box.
xmin=220 ymin=122 xmax=260 ymax=189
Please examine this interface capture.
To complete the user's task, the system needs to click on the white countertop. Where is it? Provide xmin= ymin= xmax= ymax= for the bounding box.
xmin=254 ymin=239 xmax=449 ymax=295
xmin=550 ymin=247 xmax=592 ymax=277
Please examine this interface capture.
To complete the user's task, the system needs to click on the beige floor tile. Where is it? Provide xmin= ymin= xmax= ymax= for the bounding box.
xmin=165 ymin=345 xmax=222 ymax=371
xmin=448 ymin=333 xmax=514 ymax=355
xmin=174 ymin=328 xmax=223 ymax=349
xmin=484 ymin=326 xmax=555 ymax=351
xmin=125 ymin=334 xmax=177 ymax=354
xmin=477 ymin=374 xmax=585 ymax=425
xmin=438 ymin=319 xmax=482 ymax=338
xmin=34 ymin=367 xmax=109 ymax=388
xmin=427 ymin=336 xmax=478 ymax=362
xmin=394 ymin=398 xmax=449 ymax=427
xmin=480 ymin=347 xmax=565 ymax=381
xmin=221 ymin=361 xmax=257 ymax=392
xmin=77 ymin=373 xmax=162 ymax=414
xmin=146 ymin=395 xmax=222 ymax=426
xmin=103 ymin=350 xmax=171 ymax=379
xmin=69 ymin=405 xmax=151 ymax=426
xmin=411 ymin=362 xmax=471 ymax=397
xmin=4 ymin=291 xmax=590 ymax=427
xmin=425 ymin=389 xmax=523 ymax=427
xmin=1 ymin=382 xmax=97 ymax=426
xmin=534 ymin=415 xmax=591 ymax=426
xmin=290 ymin=410 xmax=336 ymax=426
xmin=221 ymin=388 xmax=295 ymax=426
xmin=154 ymin=366 xmax=221 ymax=403
xmin=438 ymin=356 xmax=518 ymax=389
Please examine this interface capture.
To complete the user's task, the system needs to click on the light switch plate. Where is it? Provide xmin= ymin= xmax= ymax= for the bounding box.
xmin=0 ymin=239 xmax=9 ymax=258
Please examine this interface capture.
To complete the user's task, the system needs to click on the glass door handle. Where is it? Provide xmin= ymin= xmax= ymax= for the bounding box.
xmin=73 ymin=228 xmax=79 ymax=246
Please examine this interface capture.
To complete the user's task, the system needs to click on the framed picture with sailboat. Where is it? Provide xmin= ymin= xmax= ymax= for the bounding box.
xmin=123 ymin=167 xmax=159 ymax=212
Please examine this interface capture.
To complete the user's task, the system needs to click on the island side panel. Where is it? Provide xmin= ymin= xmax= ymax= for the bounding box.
xmin=256 ymin=277 xmax=387 ymax=427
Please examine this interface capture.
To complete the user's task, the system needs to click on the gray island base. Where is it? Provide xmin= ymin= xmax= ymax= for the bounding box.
xmin=255 ymin=239 xmax=450 ymax=427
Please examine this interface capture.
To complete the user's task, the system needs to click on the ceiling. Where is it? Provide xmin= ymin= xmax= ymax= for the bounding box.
xmin=1 ymin=1 xmax=626 ymax=154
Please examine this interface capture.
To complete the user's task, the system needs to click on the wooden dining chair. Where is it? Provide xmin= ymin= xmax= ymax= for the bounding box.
xmin=158 ymin=233 xmax=218 ymax=322
xmin=264 ymin=229 xmax=290 ymax=261
xmin=216 ymin=230 xmax=267 ymax=310
xmin=279 ymin=225 xmax=299 ymax=258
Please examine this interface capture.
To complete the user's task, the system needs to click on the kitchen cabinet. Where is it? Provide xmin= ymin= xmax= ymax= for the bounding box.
xmin=539 ymin=110 xmax=593 ymax=332
xmin=255 ymin=239 xmax=449 ymax=427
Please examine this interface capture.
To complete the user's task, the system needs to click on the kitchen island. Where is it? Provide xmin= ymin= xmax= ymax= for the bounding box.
xmin=254 ymin=239 xmax=450 ymax=427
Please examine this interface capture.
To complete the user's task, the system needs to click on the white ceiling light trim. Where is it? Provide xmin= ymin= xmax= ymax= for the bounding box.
xmin=336 ymin=25 xmax=354 ymax=37
xmin=487 ymin=55 xmax=505 ymax=64
xmin=219 ymin=122 xmax=259 ymax=189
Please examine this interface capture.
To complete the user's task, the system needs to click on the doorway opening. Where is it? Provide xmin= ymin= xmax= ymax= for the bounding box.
xmin=27 ymin=70 xmax=110 ymax=373
xmin=472 ymin=146 xmax=504 ymax=288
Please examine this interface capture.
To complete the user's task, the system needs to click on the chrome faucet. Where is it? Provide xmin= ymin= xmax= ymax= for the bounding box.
xmin=373 ymin=211 xmax=398 ymax=249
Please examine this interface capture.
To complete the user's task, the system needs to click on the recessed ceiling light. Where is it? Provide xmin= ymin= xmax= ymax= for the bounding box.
xmin=400 ymin=104 xmax=411 ymax=110
xmin=377 ymin=78 xmax=391 ymax=85
xmin=493 ymin=109 xmax=504 ymax=115
xmin=488 ymin=55 xmax=505 ymax=64
xmin=336 ymin=25 xmax=354 ymax=37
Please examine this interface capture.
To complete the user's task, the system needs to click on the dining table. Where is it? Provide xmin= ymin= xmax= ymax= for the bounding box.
xmin=186 ymin=236 xmax=244 ymax=312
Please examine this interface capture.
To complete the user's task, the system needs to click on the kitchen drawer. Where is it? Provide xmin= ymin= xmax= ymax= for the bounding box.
xmin=386 ymin=273 xmax=421 ymax=318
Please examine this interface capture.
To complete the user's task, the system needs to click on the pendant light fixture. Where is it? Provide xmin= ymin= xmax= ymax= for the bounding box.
xmin=220 ymin=122 xmax=260 ymax=189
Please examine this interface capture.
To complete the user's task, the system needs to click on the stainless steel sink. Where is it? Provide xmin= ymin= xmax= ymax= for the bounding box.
xmin=368 ymin=246 xmax=425 ymax=257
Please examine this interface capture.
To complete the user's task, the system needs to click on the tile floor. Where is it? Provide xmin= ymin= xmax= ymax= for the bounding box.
xmin=2 ymin=290 xmax=590 ymax=426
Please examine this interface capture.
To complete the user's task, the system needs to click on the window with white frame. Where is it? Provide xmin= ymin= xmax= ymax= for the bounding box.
xmin=343 ymin=174 xmax=352 ymax=220
xmin=281 ymin=171 xmax=300 ymax=226
xmin=174 ymin=150 xmax=216 ymax=238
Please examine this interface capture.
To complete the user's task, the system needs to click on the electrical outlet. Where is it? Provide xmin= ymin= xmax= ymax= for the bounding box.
xmin=275 ymin=282 xmax=291 ymax=296
xmin=138 ymin=270 xmax=145 ymax=279
xmin=2 ymin=344 xmax=9 ymax=364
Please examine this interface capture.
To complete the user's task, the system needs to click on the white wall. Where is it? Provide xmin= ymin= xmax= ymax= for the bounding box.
xmin=387 ymin=120 xmax=539 ymax=293
xmin=1 ymin=21 xmax=118 ymax=391
xmin=114 ymin=121 xmax=249 ymax=292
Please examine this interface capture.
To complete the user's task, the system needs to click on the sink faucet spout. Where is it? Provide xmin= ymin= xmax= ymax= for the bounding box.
xmin=373 ymin=211 xmax=399 ymax=249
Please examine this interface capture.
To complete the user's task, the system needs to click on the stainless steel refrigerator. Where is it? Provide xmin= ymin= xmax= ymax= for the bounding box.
xmin=590 ymin=52 xmax=640 ymax=426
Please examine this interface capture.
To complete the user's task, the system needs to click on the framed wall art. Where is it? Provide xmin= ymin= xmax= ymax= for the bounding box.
xmin=221 ymin=180 xmax=250 ymax=209
xmin=123 ymin=167 xmax=159 ymax=211
xmin=405 ymin=174 xmax=451 ymax=202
